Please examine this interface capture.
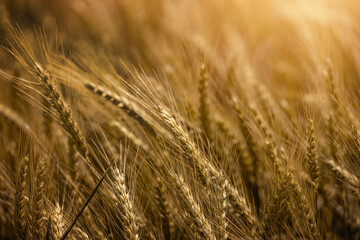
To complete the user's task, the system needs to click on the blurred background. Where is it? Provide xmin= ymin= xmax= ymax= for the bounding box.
xmin=1 ymin=0 xmax=360 ymax=106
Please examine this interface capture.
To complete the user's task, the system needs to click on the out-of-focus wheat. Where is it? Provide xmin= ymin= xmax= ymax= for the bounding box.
xmin=1 ymin=0 xmax=360 ymax=239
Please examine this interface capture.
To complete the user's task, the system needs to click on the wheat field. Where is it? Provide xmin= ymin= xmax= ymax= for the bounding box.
xmin=0 ymin=0 xmax=360 ymax=239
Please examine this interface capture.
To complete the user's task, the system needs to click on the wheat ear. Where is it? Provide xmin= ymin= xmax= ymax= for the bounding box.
xmin=288 ymin=170 xmax=320 ymax=240
xmin=305 ymin=119 xmax=320 ymax=191
xmin=69 ymin=227 xmax=90 ymax=240
xmin=265 ymin=140 xmax=282 ymax=174
xmin=34 ymin=158 xmax=47 ymax=239
xmin=322 ymin=159 xmax=359 ymax=196
xmin=262 ymin=174 xmax=291 ymax=238
xmin=50 ymin=203 xmax=63 ymax=240
xmin=14 ymin=156 xmax=29 ymax=240
xmin=154 ymin=177 xmax=172 ymax=239
xmin=249 ymin=103 xmax=273 ymax=141
xmin=324 ymin=64 xmax=340 ymax=119
xmin=111 ymin=166 xmax=139 ymax=240
xmin=85 ymin=82 xmax=156 ymax=137
xmin=198 ymin=64 xmax=212 ymax=140
xmin=109 ymin=120 xmax=152 ymax=155
xmin=214 ymin=176 xmax=228 ymax=240
xmin=34 ymin=63 xmax=90 ymax=165
xmin=266 ymin=139 xmax=319 ymax=239
xmin=172 ymin=173 xmax=216 ymax=240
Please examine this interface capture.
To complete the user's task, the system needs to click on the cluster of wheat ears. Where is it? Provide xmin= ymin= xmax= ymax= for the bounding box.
xmin=0 ymin=0 xmax=360 ymax=239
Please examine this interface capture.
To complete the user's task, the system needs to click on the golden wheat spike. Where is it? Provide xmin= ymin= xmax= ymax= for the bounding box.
xmin=85 ymin=82 xmax=157 ymax=137
xmin=14 ymin=156 xmax=29 ymax=240
xmin=34 ymin=63 xmax=90 ymax=170
xmin=198 ymin=64 xmax=212 ymax=141
xmin=111 ymin=166 xmax=139 ymax=240
xmin=172 ymin=173 xmax=216 ymax=240
xmin=305 ymin=119 xmax=320 ymax=191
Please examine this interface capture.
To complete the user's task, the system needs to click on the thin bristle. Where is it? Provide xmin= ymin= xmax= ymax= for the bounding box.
xmin=352 ymin=125 xmax=360 ymax=160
